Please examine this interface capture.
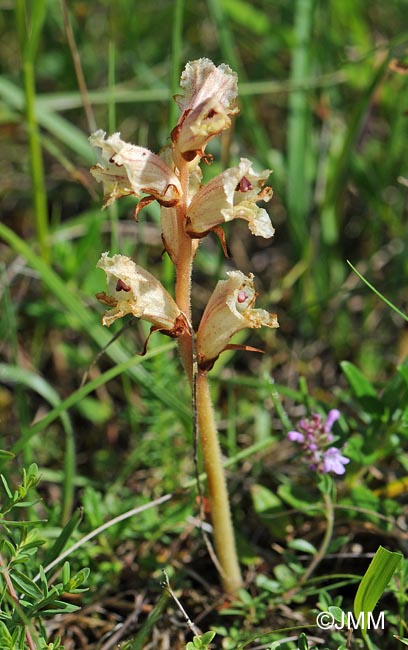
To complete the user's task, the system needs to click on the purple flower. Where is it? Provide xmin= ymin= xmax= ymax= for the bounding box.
xmin=287 ymin=409 xmax=349 ymax=476
xmin=287 ymin=430 xmax=305 ymax=443
xmin=323 ymin=447 xmax=350 ymax=475
xmin=324 ymin=409 xmax=341 ymax=433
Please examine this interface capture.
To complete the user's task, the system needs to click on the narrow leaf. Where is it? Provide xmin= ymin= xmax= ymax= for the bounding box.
xmin=354 ymin=545 xmax=402 ymax=634
xmin=42 ymin=508 xmax=83 ymax=569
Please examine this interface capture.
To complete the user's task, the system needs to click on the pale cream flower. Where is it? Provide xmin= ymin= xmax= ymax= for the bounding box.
xmin=186 ymin=158 xmax=274 ymax=239
xmin=96 ymin=252 xmax=187 ymax=336
xmin=171 ymin=58 xmax=239 ymax=164
xmin=196 ymin=271 xmax=278 ymax=368
xmin=89 ymin=130 xmax=182 ymax=212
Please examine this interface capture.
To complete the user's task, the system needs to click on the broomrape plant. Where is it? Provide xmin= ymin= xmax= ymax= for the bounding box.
xmin=90 ymin=58 xmax=278 ymax=595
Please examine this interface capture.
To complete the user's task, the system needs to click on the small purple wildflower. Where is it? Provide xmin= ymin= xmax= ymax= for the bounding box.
xmin=287 ymin=410 xmax=349 ymax=476
xmin=324 ymin=409 xmax=340 ymax=432
xmin=287 ymin=430 xmax=305 ymax=443
xmin=323 ymin=447 xmax=350 ymax=475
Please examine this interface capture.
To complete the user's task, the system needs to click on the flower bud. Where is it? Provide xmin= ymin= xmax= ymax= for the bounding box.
xmin=196 ymin=270 xmax=278 ymax=368
xmin=171 ymin=58 xmax=239 ymax=165
xmin=186 ymin=158 xmax=274 ymax=239
xmin=89 ymin=130 xmax=182 ymax=210
xmin=96 ymin=252 xmax=187 ymax=337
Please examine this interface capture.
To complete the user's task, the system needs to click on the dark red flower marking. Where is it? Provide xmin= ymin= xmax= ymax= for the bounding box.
xmin=237 ymin=290 xmax=248 ymax=304
xmin=116 ymin=279 xmax=131 ymax=292
xmin=236 ymin=176 xmax=253 ymax=192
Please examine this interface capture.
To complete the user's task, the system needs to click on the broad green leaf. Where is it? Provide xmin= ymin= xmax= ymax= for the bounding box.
xmin=354 ymin=545 xmax=402 ymax=635
xmin=340 ymin=361 xmax=378 ymax=398
xmin=250 ymin=484 xmax=290 ymax=539
xmin=340 ymin=361 xmax=383 ymax=416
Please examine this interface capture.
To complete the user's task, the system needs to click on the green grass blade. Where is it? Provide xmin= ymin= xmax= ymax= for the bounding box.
xmin=354 ymin=545 xmax=402 ymax=636
xmin=42 ymin=508 xmax=83 ymax=570
xmin=16 ymin=0 xmax=49 ymax=263
xmin=128 ymin=589 xmax=170 ymax=650
xmin=347 ymin=260 xmax=408 ymax=322
xmin=25 ymin=0 xmax=47 ymax=61
xmin=286 ymin=0 xmax=315 ymax=257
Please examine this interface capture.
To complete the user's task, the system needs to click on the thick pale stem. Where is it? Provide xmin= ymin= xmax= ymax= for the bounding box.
xmin=175 ymin=162 xmax=193 ymax=382
xmin=196 ymin=370 xmax=243 ymax=594
xmin=174 ymin=158 xmax=241 ymax=593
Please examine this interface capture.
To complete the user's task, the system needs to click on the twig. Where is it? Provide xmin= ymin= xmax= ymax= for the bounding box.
xmin=99 ymin=593 xmax=145 ymax=650
xmin=161 ymin=570 xmax=200 ymax=637
xmin=61 ymin=0 xmax=96 ymax=132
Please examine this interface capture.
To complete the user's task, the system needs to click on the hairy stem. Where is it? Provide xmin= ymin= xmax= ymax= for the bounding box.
xmin=173 ymin=158 xmax=241 ymax=594
xmin=175 ymin=162 xmax=193 ymax=382
xmin=196 ymin=370 xmax=243 ymax=594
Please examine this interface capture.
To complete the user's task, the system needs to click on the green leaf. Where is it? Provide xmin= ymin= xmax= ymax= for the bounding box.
xmin=288 ymin=538 xmax=317 ymax=554
xmin=77 ymin=395 xmax=112 ymax=423
xmin=354 ymin=545 xmax=402 ymax=635
xmin=10 ymin=570 xmax=43 ymax=600
xmin=297 ymin=632 xmax=309 ymax=650
xmin=340 ymin=361 xmax=383 ymax=416
xmin=328 ymin=605 xmax=344 ymax=623
xmin=0 ymin=620 xmax=14 ymax=649
xmin=200 ymin=631 xmax=216 ymax=646
xmin=42 ymin=508 xmax=83 ymax=569
xmin=0 ymin=450 xmax=14 ymax=461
